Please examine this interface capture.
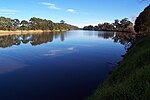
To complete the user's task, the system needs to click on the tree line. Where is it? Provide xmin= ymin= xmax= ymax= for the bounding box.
xmin=83 ymin=4 xmax=150 ymax=35
xmin=83 ymin=18 xmax=135 ymax=33
xmin=0 ymin=17 xmax=78 ymax=31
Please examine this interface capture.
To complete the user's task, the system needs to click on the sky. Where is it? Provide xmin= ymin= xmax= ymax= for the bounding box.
xmin=0 ymin=0 xmax=149 ymax=27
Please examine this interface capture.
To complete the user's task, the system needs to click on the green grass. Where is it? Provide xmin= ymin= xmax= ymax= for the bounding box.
xmin=87 ymin=35 xmax=150 ymax=100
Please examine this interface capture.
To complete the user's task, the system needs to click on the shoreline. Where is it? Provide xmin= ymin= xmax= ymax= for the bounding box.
xmin=0 ymin=30 xmax=68 ymax=36
xmin=87 ymin=35 xmax=150 ymax=100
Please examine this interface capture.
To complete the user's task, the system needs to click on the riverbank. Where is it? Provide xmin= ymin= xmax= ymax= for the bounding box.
xmin=87 ymin=35 xmax=150 ymax=100
xmin=0 ymin=30 xmax=68 ymax=36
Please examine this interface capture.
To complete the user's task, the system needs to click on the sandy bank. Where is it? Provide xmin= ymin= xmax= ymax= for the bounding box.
xmin=0 ymin=30 xmax=67 ymax=36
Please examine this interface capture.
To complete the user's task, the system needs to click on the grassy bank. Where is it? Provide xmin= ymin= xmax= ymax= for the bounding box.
xmin=87 ymin=35 xmax=150 ymax=100
xmin=0 ymin=30 xmax=68 ymax=36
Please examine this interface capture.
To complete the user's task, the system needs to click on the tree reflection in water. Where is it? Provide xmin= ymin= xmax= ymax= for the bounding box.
xmin=0 ymin=32 xmax=65 ymax=48
xmin=113 ymin=32 xmax=134 ymax=50
xmin=98 ymin=31 xmax=115 ymax=39
xmin=0 ymin=31 xmax=134 ymax=48
xmin=97 ymin=31 xmax=134 ymax=50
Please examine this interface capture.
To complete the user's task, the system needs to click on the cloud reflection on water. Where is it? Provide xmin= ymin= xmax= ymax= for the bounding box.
xmin=43 ymin=47 xmax=75 ymax=57
xmin=0 ymin=57 xmax=28 ymax=74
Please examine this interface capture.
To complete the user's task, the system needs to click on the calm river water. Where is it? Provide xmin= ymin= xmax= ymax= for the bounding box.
xmin=0 ymin=30 xmax=128 ymax=100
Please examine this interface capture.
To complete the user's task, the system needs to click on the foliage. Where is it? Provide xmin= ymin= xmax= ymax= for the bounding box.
xmin=0 ymin=16 xmax=78 ymax=31
xmin=134 ymin=5 xmax=150 ymax=33
xmin=20 ymin=20 xmax=29 ymax=30
xmin=60 ymin=20 xmax=65 ymax=24
xmin=87 ymin=35 xmax=150 ymax=100
xmin=83 ymin=18 xmax=133 ymax=32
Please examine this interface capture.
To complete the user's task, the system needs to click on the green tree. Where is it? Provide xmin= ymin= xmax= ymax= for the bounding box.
xmin=134 ymin=5 xmax=150 ymax=33
xmin=12 ymin=19 xmax=20 ymax=30
xmin=113 ymin=19 xmax=120 ymax=30
xmin=116 ymin=18 xmax=133 ymax=32
xmin=60 ymin=20 xmax=65 ymax=24
xmin=29 ymin=17 xmax=41 ymax=30
xmin=20 ymin=20 xmax=29 ymax=30
xmin=0 ymin=17 xmax=13 ymax=30
xmin=0 ymin=16 xmax=78 ymax=31
xmin=47 ymin=20 xmax=54 ymax=30
xmin=101 ymin=22 xmax=115 ymax=31
xmin=120 ymin=18 xmax=132 ymax=29
xmin=83 ymin=25 xmax=94 ymax=30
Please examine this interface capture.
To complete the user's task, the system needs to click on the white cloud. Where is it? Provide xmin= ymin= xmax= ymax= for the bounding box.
xmin=67 ymin=9 xmax=75 ymax=13
xmin=0 ymin=9 xmax=18 ymax=14
xmin=40 ymin=2 xmax=61 ymax=10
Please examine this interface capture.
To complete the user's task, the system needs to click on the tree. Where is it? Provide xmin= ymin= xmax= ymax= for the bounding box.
xmin=134 ymin=5 xmax=150 ymax=33
xmin=60 ymin=20 xmax=65 ymax=24
xmin=101 ymin=23 xmax=115 ymax=31
xmin=20 ymin=20 xmax=29 ymax=30
xmin=0 ymin=17 xmax=13 ymax=30
xmin=120 ymin=18 xmax=132 ymax=28
xmin=0 ymin=16 xmax=78 ymax=31
xmin=12 ymin=19 xmax=20 ymax=30
xmin=47 ymin=20 xmax=54 ymax=30
xmin=83 ymin=23 xmax=115 ymax=31
xmin=83 ymin=25 xmax=94 ymax=30
xmin=113 ymin=19 xmax=120 ymax=29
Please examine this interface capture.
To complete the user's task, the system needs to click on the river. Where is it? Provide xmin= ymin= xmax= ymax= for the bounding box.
xmin=0 ymin=30 xmax=129 ymax=100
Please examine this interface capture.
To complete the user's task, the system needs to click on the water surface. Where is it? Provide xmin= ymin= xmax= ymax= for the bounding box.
xmin=0 ymin=30 xmax=128 ymax=100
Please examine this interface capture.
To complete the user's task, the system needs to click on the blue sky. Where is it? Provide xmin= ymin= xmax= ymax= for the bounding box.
xmin=0 ymin=0 xmax=149 ymax=27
